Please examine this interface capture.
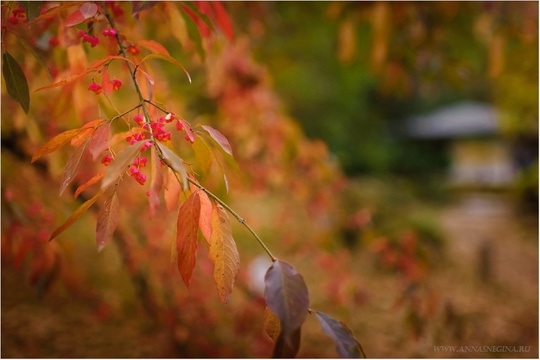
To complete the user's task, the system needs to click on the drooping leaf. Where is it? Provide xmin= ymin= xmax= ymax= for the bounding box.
xmin=148 ymin=147 xmax=164 ymax=216
xmin=20 ymin=1 xmax=43 ymax=22
xmin=273 ymin=327 xmax=302 ymax=358
xmin=140 ymin=53 xmax=191 ymax=83
xmin=137 ymin=39 xmax=170 ymax=56
xmin=101 ymin=140 xmax=144 ymax=189
xmin=156 ymin=142 xmax=188 ymax=190
xmin=74 ymin=171 xmax=104 ymax=199
xmin=96 ymin=191 xmax=119 ymax=251
xmin=264 ymin=260 xmax=310 ymax=334
xmin=88 ymin=123 xmax=110 ymax=160
xmin=64 ymin=2 xmax=98 ymax=27
xmin=50 ymin=187 xmax=107 ymax=241
xmin=210 ymin=2 xmax=234 ymax=41
xmin=201 ymin=125 xmax=233 ymax=156
xmin=60 ymin=138 xmax=90 ymax=196
xmin=183 ymin=2 xmax=214 ymax=37
xmin=192 ymin=136 xmax=213 ymax=177
xmin=34 ymin=70 xmax=94 ymax=92
xmin=198 ymin=190 xmax=213 ymax=244
xmin=2 ymin=51 xmax=30 ymax=114
xmin=32 ymin=128 xmax=86 ymax=163
xmin=176 ymin=191 xmax=201 ymax=287
xmin=164 ymin=168 xmax=181 ymax=211
xmin=315 ymin=311 xmax=366 ymax=358
xmin=177 ymin=4 xmax=205 ymax=59
xmin=264 ymin=306 xmax=281 ymax=341
xmin=209 ymin=204 xmax=239 ymax=304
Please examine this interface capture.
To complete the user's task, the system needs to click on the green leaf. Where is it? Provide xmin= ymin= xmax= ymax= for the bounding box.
xmin=2 ymin=52 xmax=30 ymax=114
xmin=178 ymin=5 xmax=205 ymax=60
xmin=157 ymin=142 xmax=188 ymax=190
xmin=315 ymin=311 xmax=366 ymax=358
xmin=20 ymin=1 xmax=42 ymax=22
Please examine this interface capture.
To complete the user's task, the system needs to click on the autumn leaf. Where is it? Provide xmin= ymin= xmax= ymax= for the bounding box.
xmin=88 ymin=123 xmax=110 ymax=160
xmin=60 ymin=138 xmax=90 ymax=196
xmin=137 ymin=40 xmax=170 ymax=56
xmin=149 ymin=147 xmax=164 ymax=216
xmin=64 ymin=2 xmax=98 ymax=27
xmin=264 ymin=259 xmax=309 ymax=357
xmin=101 ymin=141 xmax=144 ymax=189
xmin=177 ymin=191 xmax=201 ymax=287
xmin=96 ymin=192 xmax=120 ymax=251
xmin=273 ymin=327 xmax=302 ymax=358
xmin=201 ymin=125 xmax=233 ymax=156
xmin=20 ymin=1 xmax=43 ymax=22
xmin=198 ymin=190 xmax=213 ymax=244
xmin=32 ymin=128 xmax=86 ymax=163
xmin=315 ymin=311 xmax=366 ymax=358
xmin=264 ymin=306 xmax=281 ymax=341
xmin=74 ymin=172 xmax=104 ymax=199
xmin=209 ymin=204 xmax=240 ymax=304
xmin=157 ymin=142 xmax=188 ymax=190
xmin=140 ymin=53 xmax=192 ymax=83
xmin=2 ymin=51 xmax=30 ymax=114
xmin=164 ymin=168 xmax=181 ymax=211
xmin=50 ymin=188 xmax=107 ymax=241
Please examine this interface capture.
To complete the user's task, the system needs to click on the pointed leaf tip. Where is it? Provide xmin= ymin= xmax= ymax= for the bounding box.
xmin=315 ymin=311 xmax=366 ymax=358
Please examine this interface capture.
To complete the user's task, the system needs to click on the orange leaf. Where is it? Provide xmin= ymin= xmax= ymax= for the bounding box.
xmin=50 ymin=187 xmax=107 ymax=241
xmin=264 ymin=306 xmax=281 ymax=341
xmin=101 ymin=67 xmax=113 ymax=94
xmin=34 ymin=70 xmax=95 ymax=92
xmin=32 ymin=128 xmax=85 ymax=163
xmin=60 ymin=138 xmax=89 ymax=195
xmin=96 ymin=191 xmax=119 ymax=251
xmin=137 ymin=39 xmax=170 ymax=56
xmin=209 ymin=204 xmax=240 ymax=304
xmin=148 ymin=147 xmax=164 ymax=216
xmin=70 ymin=127 xmax=94 ymax=147
xmin=177 ymin=191 xmax=201 ymax=287
xmin=164 ymin=168 xmax=181 ymax=211
xmin=74 ymin=171 xmax=104 ymax=199
xmin=198 ymin=190 xmax=213 ymax=244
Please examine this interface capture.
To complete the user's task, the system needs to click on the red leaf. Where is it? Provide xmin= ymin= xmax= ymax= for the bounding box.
xmin=60 ymin=138 xmax=90 ymax=195
xmin=176 ymin=191 xmax=201 ymax=287
xmin=96 ymin=192 xmax=120 ymax=251
xmin=209 ymin=204 xmax=239 ymax=304
xmin=198 ymin=190 xmax=213 ymax=244
xmin=64 ymin=2 xmax=98 ymax=27
xmin=264 ymin=260 xmax=309 ymax=333
xmin=88 ymin=123 xmax=110 ymax=161
xmin=201 ymin=125 xmax=233 ymax=156
xmin=211 ymin=2 xmax=234 ymax=41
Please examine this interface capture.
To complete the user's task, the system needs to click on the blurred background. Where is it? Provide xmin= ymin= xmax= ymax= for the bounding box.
xmin=2 ymin=1 xmax=538 ymax=358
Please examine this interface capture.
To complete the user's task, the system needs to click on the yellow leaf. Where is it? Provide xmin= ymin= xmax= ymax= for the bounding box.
xmin=264 ymin=306 xmax=281 ymax=341
xmin=209 ymin=204 xmax=240 ymax=304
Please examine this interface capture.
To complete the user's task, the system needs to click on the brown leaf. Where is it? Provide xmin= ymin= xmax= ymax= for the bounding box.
xmin=177 ymin=191 xmax=201 ymax=287
xmin=273 ymin=327 xmax=301 ymax=358
xmin=198 ymin=190 xmax=213 ymax=244
xmin=96 ymin=192 xmax=119 ymax=251
xmin=59 ymin=138 xmax=90 ymax=196
xmin=50 ymin=188 xmax=107 ymax=241
xmin=209 ymin=205 xmax=239 ymax=304
xmin=32 ymin=128 xmax=85 ymax=163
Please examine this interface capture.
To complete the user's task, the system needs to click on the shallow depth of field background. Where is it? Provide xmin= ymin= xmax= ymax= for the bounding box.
xmin=2 ymin=2 xmax=538 ymax=358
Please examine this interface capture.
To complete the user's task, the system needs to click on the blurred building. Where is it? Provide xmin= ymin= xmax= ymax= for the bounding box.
xmin=406 ymin=101 xmax=517 ymax=188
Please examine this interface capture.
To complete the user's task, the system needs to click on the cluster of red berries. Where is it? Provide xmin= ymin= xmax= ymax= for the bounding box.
xmin=88 ymin=79 xmax=122 ymax=95
xmin=78 ymin=30 xmax=99 ymax=47
xmin=102 ymin=28 xmax=117 ymax=37
xmin=7 ymin=7 xmax=26 ymax=25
